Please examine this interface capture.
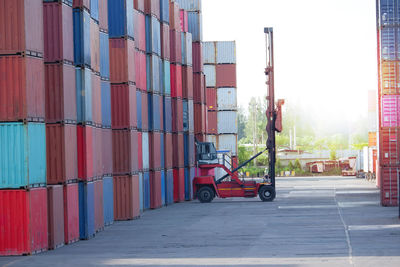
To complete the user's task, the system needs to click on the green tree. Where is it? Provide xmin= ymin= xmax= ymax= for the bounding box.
xmin=288 ymin=161 xmax=294 ymax=171
xmin=237 ymin=106 xmax=246 ymax=142
xmin=294 ymin=159 xmax=302 ymax=171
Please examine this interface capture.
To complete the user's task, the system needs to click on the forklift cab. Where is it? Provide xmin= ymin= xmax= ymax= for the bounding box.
xmin=196 ymin=142 xmax=219 ymax=165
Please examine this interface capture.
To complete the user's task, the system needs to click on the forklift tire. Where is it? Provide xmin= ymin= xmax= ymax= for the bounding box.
xmin=259 ymin=186 xmax=276 ymax=202
xmin=197 ymin=186 xmax=214 ymax=203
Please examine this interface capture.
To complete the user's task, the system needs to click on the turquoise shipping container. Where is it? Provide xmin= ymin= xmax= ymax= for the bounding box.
xmin=161 ymin=60 xmax=171 ymax=95
xmin=0 ymin=123 xmax=46 ymax=189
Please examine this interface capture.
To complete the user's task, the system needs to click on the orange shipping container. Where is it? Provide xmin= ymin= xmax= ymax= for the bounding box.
xmin=368 ymin=132 xmax=377 ymax=147
xmin=113 ymin=175 xmax=140 ymax=220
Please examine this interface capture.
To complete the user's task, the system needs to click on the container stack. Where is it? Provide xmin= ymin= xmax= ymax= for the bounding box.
xmin=376 ymin=0 xmax=399 ymax=207
xmin=0 ymin=0 xmax=48 ymax=255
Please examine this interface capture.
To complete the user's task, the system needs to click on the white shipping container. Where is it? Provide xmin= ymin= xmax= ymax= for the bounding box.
xmin=203 ymin=42 xmax=216 ymax=64
xmin=368 ymin=147 xmax=374 ymax=173
xmin=175 ymin=0 xmax=202 ymax=11
xmin=218 ymin=88 xmax=237 ymax=111
xmin=206 ymin=134 xmax=217 ymax=146
xmin=188 ymin=99 xmax=194 ymax=132
xmin=185 ymin=32 xmax=193 ymax=66
xmin=216 ymin=41 xmax=236 ymax=64
xmin=142 ymin=132 xmax=149 ymax=170
xmin=217 ymin=111 xmax=237 ymax=134
xmin=204 ymin=65 xmax=216 ymax=87
xmin=218 ymin=134 xmax=238 ymax=155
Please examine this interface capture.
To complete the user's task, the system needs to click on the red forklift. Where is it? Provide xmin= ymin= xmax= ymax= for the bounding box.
xmin=193 ymin=28 xmax=284 ymax=203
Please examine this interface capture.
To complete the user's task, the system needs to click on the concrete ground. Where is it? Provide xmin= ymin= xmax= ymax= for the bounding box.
xmin=1 ymin=176 xmax=399 ymax=267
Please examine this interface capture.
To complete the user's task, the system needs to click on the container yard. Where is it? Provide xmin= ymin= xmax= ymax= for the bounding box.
xmin=0 ymin=0 xmax=399 ymax=266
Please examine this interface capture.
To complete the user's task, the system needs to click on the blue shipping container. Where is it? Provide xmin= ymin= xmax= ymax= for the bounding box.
xmin=166 ymin=169 xmax=174 ymax=205
xmin=101 ymin=80 xmax=111 ymax=127
xmin=0 ymin=123 xmax=46 ymax=189
xmin=76 ymin=67 xmax=93 ymax=123
xmin=380 ymin=0 xmax=400 ymax=26
xmin=90 ymin=0 xmax=99 ymax=22
xmin=160 ymin=0 xmax=170 ymax=24
xmin=148 ymin=94 xmax=161 ymax=131
xmin=79 ymin=181 xmax=95 ymax=240
xmin=161 ymin=170 xmax=166 ymax=205
xmin=187 ymin=11 xmax=202 ymax=42
xmin=103 ymin=176 xmax=114 ymax=226
xmin=146 ymin=54 xmax=161 ymax=93
xmin=73 ymin=9 xmax=91 ymax=67
xmin=175 ymin=0 xmax=202 ymax=11
xmin=99 ymin=31 xmax=110 ymax=79
xmin=161 ymin=60 xmax=171 ymax=95
xmin=163 ymin=96 xmax=172 ymax=132
xmin=189 ymin=133 xmax=195 ymax=166
xmin=184 ymin=133 xmax=189 ymax=167
xmin=381 ymin=27 xmax=400 ymax=60
xmin=190 ymin=167 xmax=195 ymax=200
xmin=139 ymin=172 xmax=144 ymax=212
xmin=143 ymin=172 xmax=150 ymax=210
xmin=183 ymin=100 xmax=189 ymax=132
xmin=108 ymin=0 xmax=134 ymax=38
xmin=145 ymin=15 xmax=161 ymax=55
xmin=184 ymin=168 xmax=190 ymax=201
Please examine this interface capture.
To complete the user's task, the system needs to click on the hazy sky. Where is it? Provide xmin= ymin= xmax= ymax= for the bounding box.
xmin=202 ymin=0 xmax=378 ymax=126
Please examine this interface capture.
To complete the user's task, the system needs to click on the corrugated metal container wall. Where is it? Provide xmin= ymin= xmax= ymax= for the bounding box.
xmin=0 ymin=0 xmax=44 ymax=55
xmin=137 ymin=131 xmax=143 ymax=171
xmin=162 ymin=60 xmax=171 ymax=95
xmin=206 ymin=87 xmax=217 ymax=110
xmin=216 ymin=64 xmax=237 ymax=88
xmin=139 ymin=172 xmax=144 ymax=212
xmin=141 ymin=91 xmax=149 ymax=130
xmin=92 ymin=127 xmax=103 ymax=178
xmin=142 ymin=131 xmax=150 ymax=170
xmin=217 ymin=111 xmax=237 ymax=134
xmin=218 ymin=88 xmax=237 ymax=111
xmin=64 ymin=183 xmax=79 ymax=244
xmin=187 ymin=11 xmax=202 ymax=42
xmin=73 ymin=0 xmax=90 ymax=10
xmin=161 ymin=23 xmax=170 ymax=60
xmin=46 ymin=124 xmax=78 ymax=184
xmin=173 ymin=168 xmax=185 ymax=202
xmin=188 ymin=100 xmax=194 ymax=132
xmin=94 ymin=179 xmax=104 ymax=232
xmin=78 ymin=181 xmax=95 ymax=240
xmin=380 ymin=61 xmax=398 ymax=95
xmin=0 ymin=188 xmax=48 ymax=256
xmin=206 ymin=134 xmax=217 ymax=146
xmin=150 ymin=171 xmax=162 ymax=209
xmin=172 ymin=98 xmax=184 ymax=132
xmin=183 ymin=100 xmax=189 ymax=132
xmin=163 ymin=96 xmax=172 ymax=132
xmin=135 ymin=50 xmax=147 ymax=91
xmin=76 ymin=67 xmax=93 ymax=123
xmin=0 ymin=123 xmax=46 ymax=189
xmin=47 ymin=185 xmax=65 ymax=250
xmin=143 ymin=172 xmax=150 ymax=209
xmin=73 ymin=9 xmax=91 ymax=67
xmin=77 ymin=125 xmax=94 ymax=180
xmin=164 ymin=133 xmax=173 ymax=169
xmin=134 ymin=10 xmax=146 ymax=51
xmin=130 ymin=130 xmax=140 ymax=173
xmin=216 ymin=41 xmax=236 ymax=64
xmin=381 ymin=95 xmax=400 ymax=127
xmin=169 ymin=1 xmax=180 ymax=31
xmin=45 ymin=63 xmax=77 ymax=123
xmin=182 ymin=66 xmax=193 ymax=99
xmin=380 ymin=27 xmax=400 ymax=60
xmin=90 ymin=0 xmax=99 ymax=22
xmin=98 ymin=0 xmax=108 ymax=31
xmin=173 ymin=133 xmax=184 ymax=168
xmin=204 ymin=65 xmax=216 ymax=87
xmin=185 ymin=33 xmax=193 ymax=66
xmin=160 ymin=0 xmax=169 ymax=24
xmin=192 ymin=42 xmax=203 ymax=73
xmin=188 ymin=133 xmax=195 ymax=166
xmin=134 ymin=0 xmax=145 ymax=12
xmin=207 ymin=111 xmax=217 ymax=134
xmin=170 ymin=30 xmax=182 ymax=64
xmin=379 ymin=167 xmax=399 ymax=206
xmin=184 ymin=168 xmax=191 ymax=200
xmin=111 ymin=83 xmax=137 ymax=129
xmin=148 ymin=94 xmax=162 ymax=131
xmin=90 ymin=19 xmax=100 ymax=73
xmin=43 ymin=2 xmax=74 ymax=63
xmin=144 ymin=0 xmax=160 ymax=18
xmin=91 ymin=73 xmax=102 ymax=126
xmin=146 ymin=54 xmax=161 ymax=93
xmin=161 ymin=170 xmax=166 ymax=205
xmin=175 ymin=0 xmax=202 ymax=11
xmin=101 ymin=128 xmax=113 ymax=175
xmin=136 ymin=90 xmax=143 ymax=129
xmin=218 ymin=134 xmax=238 ymax=155
xmin=379 ymin=0 xmax=399 ymax=26
xmin=170 ymin=64 xmax=183 ymax=97
xmin=113 ymin=175 xmax=140 ymax=220
xmin=149 ymin=132 xmax=162 ymax=170
xmin=108 ymin=0 xmax=134 ymax=38
xmin=112 ymin=130 xmax=131 ymax=175
xmin=109 ymin=38 xmax=136 ymax=84
xmin=379 ymin=128 xmax=400 ymax=166
xmin=101 ymin=80 xmax=111 ymax=127
xmin=202 ymin=42 xmax=215 ymax=64
xmin=166 ymin=169 xmax=174 ymax=205
xmin=181 ymin=32 xmax=186 ymax=65
xmin=193 ymin=73 xmax=204 ymax=104
xmin=145 ymin=15 xmax=161 ymax=56
xmin=179 ymin=10 xmax=188 ymax=33
xmin=193 ymin=103 xmax=203 ymax=134
xmin=0 ymin=55 xmax=45 ymax=122
xmin=99 ymin=32 xmax=110 ymax=79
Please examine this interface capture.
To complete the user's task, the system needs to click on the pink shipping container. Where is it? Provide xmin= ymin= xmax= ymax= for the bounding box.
xmin=92 ymin=72 xmax=102 ymax=126
xmin=379 ymin=167 xmax=399 ymax=206
xmin=164 ymin=133 xmax=173 ymax=169
xmin=90 ymin=19 xmax=100 ymax=73
xmin=109 ymin=38 xmax=136 ymax=84
xmin=113 ymin=175 xmax=140 ymax=220
xmin=169 ymin=1 xmax=180 ymax=31
xmin=172 ymin=98 xmax=184 ymax=132
xmin=101 ymin=128 xmax=113 ymax=175
xmin=192 ymin=42 xmax=203 ymax=73
xmin=382 ymin=95 xmax=400 ymax=127
xmin=47 ymin=185 xmax=64 ymax=250
xmin=134 ymin=10 xmax=146 ymax=52
xmin=179 ymin=10 xmax=188 ymax=32
xmin=161 ymin=23 xmax=170 ymax=60
xmin=149 ymin=132 xmax=162 ymax=170
xmin=144 ymin=0 xmax=160 ymax=19
xmin=111 ymin=83 xmax=137 ymax=129
xmin=170 ymin=30 xmax=182 ymax=64
xmin=64 ymin=183 xmax=79 ymax=244
xmin=150 ymin=171 xmax=162 ymax=209
xmin=43 ymin=1 xmax=74 ymax=63
xmin=0 ymin=188 xmax=48 ymax=256
xmin=135 ymin=50 xmax=147 ymax=91
xmin=134 ymin=0 xmax=145 ymax=12
xmin=182 ymin=66 xmax=193 ymax=99
xmin=0 ymin=55 xmax=45 ymax=121
xmin=73 ymin=0 xmax=90 ymax=10
xmin=216 ymin=64 xmax=237 ymax=88
xmin=46 ymin=124 xmax=78 ymax=184
xmin=173 ymin=133 xmax=184 ymax=168
xmin=92 ymin=126 xmax=103 ymax=178
xmin=98 ymin=0 xmax=108 ymax=31
xmin=193 ymin=72 xmax=205 ymax=104
xmin=94 ymin=179 xmax=104 ymax=232
xmin=171 ymin=64 xmax=183 ymax=98
xmin=0 ymin=0 xmax=44 ymax=55
xmin=77 ymin=125 xmax=94 ymax=180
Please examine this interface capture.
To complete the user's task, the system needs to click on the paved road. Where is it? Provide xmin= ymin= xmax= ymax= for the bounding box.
xmin=1 ymin=176 xmax=399 ymax=267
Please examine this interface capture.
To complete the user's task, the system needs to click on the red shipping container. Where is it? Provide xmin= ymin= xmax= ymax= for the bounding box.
xmin=113 ymin=175 xmax=140 ymax=220
xmin=179 ymin=10 xmax=188 ymax=32
xmin=172 ymin=98 xmax=184 ymax=132
xmin=131 ymin=130 xmax=140 ymax=173
xmin=194 ymin=103 xmax=204 ymax=134
xmin=379 ymin=167 xmax=399 ymax=206
xmin=0 ymin=55 xmax=45 ymax=121
xmin=45 ymin=63 xmax=77 ymax=123
xmin=150 ymin=171 xmax=162 ymax=209
xmin=47 ymin=185 xmax=64 ymax=250
xmin=202 ymin=103 xmax=208 ymax=133
xmin=111 ymin=83 xmax=137 ymax=129
xmin=161 ymin=23 xmax=170 ymax=60
xmin=170 ymin=30 xmax=182 ymax=64
xmin=193 ymin=72 xmax=205 ymax=104
xmin=171 ymin=64 xmax=183 ymax=98
xmin=94 ymin=179 xmax=104 ymax=232
xmin=73 ymin=0 xmax=90 ymax=10
xmin=109 ymin=38 xmax=136 ymax=84
xmin=92 ymin=126 xmax=103 ymax=178
xmin=0 ymin=188 xmax=48 ymax=256
xmin=43 ymin=1 xmax=74 ymax=63
xmin=207 ymin=111 xmax=217 ymax=134
xmin=101 ymin=128 xmax=113 ymax=175
xmin=98 ymin=0 xmax=108 ymax=31
xmin=379 ymin=128 xmax=400 ymax=166
xmin=135 ymin=50 xmax=147 ymax=91
xmin=77 ymin=125 xmax=94 ymax=180
xmin=137 ymin=131 xmax=143 ymax=171
xmin=149 ymin=132 xmax=162 ymax=170
xmin=173 ymin=133 xmax=184 ymax=168
xmin=195 ymin=133 xmax=205 ymax=142
xmin=92 ymin=72 xmax=102 ymax=126
xmin=90 ymin=19 xmax=100 ymax=73
xmin=46 ymin=124 xmax=78 ymax=184
xmin=182 ymin=65 xmax=193 ymax=99
xmin=206 ymin=87 xmax=217 ymax=111
xmin=169 ymin=1 xmax=180 ymax=31
xmin=134 ymin=10 xmax=146 ymax=52
xmin=0 ymin=0 xmax=44 ymax=55
xmin=134 ymin=0 xmax=145 ymax=12
xmin=112 ymin=129 xmax=131 ymax=175
xmin=192 ymin=42 xmax=203 ymax=73
xmin=173 ymin=168 xmax=185 ymax=202
xmin=144 ymin=0 xmax=160 ymax=19
xmin=141 ymin=91 xmax=149 ymax=130
xmin=216 ymin=64 xmax=237 ymax=88
xmin=63 ymin=183 xmax=79 ymax=244
xmin=164 ymin=132 xmax=173 ymax=169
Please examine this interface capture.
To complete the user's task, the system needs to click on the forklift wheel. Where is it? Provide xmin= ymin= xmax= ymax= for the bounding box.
xmin=259 ymin=186 xmax=276 ymax=202
xmin=197 ymin=187 xmax=214 ymax=203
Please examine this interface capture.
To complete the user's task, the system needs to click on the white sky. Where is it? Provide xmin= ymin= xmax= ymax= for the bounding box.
xmin=202 ymin=0 xmax=378 ymax=125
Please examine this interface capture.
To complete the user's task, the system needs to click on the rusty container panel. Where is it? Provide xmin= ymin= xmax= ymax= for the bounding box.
xmin=92 ymin=126 xmax=103 ymax=178
xmin=144 ymin=0 xmax=160 ymax=19
xmin=164 ymin=132 xmax=173 ymax=169
xmin=48 ymin=185 xmax=65 ymax=250
xmin=112 ymin=129 xmax=131 ymax=175
xmin=45 ymin=63 xmax=77 ymax=123
xmin=0 ymin=0 xmax=44 ymax=55
xmin=134 ymin=9 xmax=146 ymax=52
xmin=46 ymin=124 xmax=78 ymax=184
xmin=43 ymin=2 xmax=74 ymax=63
xmin=173 ymin=133 xmax=184 ymax=168
xmin=109 ymin=38 xmax=136 ymax=84
xmin=90 ymin=19 xmax=100 ymax=73
xmin=98 ymin=0 xmax=108 ymax=31
xmin=192 ymin=42 xmax=203 ymax=73
xmin=64 ymin=183 xmax=79 ymax=244
xmin=134 ymin=0 xmax=145 ymax=12
xmin=77 ymin=125 xmax=94 ymax=180
xmin=101 ymin=128 xmax=113 ymax=176
xmin=0 ymin=188 xmax=48 ymax=256
xmin=149 ymin=132 xmax=162 ymax=170
xmin=0 ymin=55 xmax=45 ymax=121
xmin=172 ymin=98 xmax=184 ymax=132
xmin=161 ymin=23 xmax=170 ymax=60
xmin=206 ymin=87 xmax=217 ymax=111
xmin=193 ymin=72 xmax=204 ymax=104
xmin=194 ymin=103 xmax=204 ymax=134
xmin=91 ymin=72 xmax=102 ymax=126
xmin=94 ymin=179 xmax=104 ymax=232
xmin=111 ymin=83 xmax=137 ymax=129
xmin=182 ymin=65 xmax=193 ymax=99
xmin=216 ymin=64 xmax=237 ymax=88
xmin=113 ymin=175 xmax=140 ymax=220
xmin=135 ymin=49 xmax=147 ymax=91
xmin=150 ymin=171 xmax=162 ymax=209
xmin=207 ymin=111 xmax=217 ymax=134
